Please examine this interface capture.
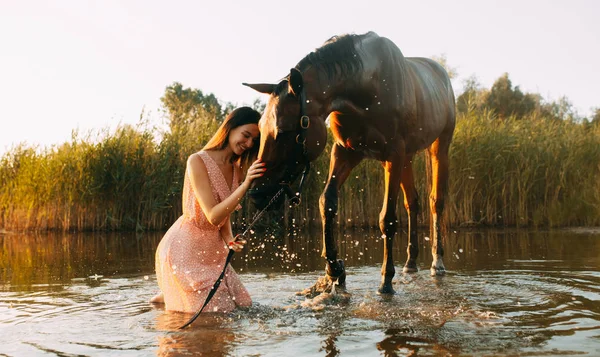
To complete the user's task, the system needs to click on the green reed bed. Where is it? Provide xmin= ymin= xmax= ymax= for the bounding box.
xmin=1 ymin=113 xmax=598 ymax=231
xmin=447 ymin=112 xmax=600 ymax=227
xmin=288 ymin=112 xmax=600 ymax=229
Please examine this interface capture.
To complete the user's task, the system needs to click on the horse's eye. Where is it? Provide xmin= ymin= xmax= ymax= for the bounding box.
xmin=274 ymin=127 xmax=284 ymax=136
xmin=274 ymin=127 xmax=285 ymax=142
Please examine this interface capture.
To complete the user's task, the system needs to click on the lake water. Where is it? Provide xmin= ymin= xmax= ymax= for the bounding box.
xmin=1 ymin=227 xmax=599 ymax=356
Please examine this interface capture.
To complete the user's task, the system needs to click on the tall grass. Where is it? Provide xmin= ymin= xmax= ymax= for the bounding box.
xmin=0 ymin=116 xmax=219 ymax=231
xmin=287 ymin=110 xmax=600 ymax=229
xmin=446 ymin=111 xmax=600 ymax=227
xmin=1 ymin=111 xmax=599 ymax=231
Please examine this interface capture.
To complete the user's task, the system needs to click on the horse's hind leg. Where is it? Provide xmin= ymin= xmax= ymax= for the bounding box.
xmin=319 ymin=144 xmax=363 ymax=288
xmin=400 ymin=155 xmax=419 ymax=273
xmin=428 ymin=135 xmax=452 ymax=276
xmin=378 ymin=156 xmax=404 ymax=294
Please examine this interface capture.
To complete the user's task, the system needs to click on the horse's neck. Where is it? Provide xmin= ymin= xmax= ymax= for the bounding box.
xmin=306 ymin=74 xmax=352 ymax=118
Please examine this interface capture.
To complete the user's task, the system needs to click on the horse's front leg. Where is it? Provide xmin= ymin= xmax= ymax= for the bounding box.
xmin=319 ymin=144 xmax=363 ymax=289
xmin=378 ymin=156 xmax=404 ymax=294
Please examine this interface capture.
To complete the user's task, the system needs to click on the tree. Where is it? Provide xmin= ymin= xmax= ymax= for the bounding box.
xmin=160 ymin=82 xmax=225 ymax=130
xmin=251 ymin=98 xmax=266 ymax=114
xmin=591 ymin=107 xmax=600 ymax=125
xmin=539 ymin=96 xmax=578 ymax=121
xmin=484 ymin=73 xmax=538 ymax=119
xmin=431 ymin=54 xmax=457 ymax=80
xmin=456 ymin=75 xmax=487 ymax=114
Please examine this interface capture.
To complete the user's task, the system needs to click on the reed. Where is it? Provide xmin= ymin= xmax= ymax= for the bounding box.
xmin=1 ymin=111 xmax=598 ymax=231
xmin=287 ymin=111 xmax=600 ymax=229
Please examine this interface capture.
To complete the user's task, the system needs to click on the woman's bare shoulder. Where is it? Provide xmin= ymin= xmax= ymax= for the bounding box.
xmin=187 ymin=152 xmax=208 ymax=177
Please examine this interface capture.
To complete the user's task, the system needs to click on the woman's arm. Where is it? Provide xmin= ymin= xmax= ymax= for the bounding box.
xmin=187 ymin=154 xmax=264 ymax=227
xmin=219 ymin=217 xmax=245 ymax=252
xmin=220 ymin=216 xmax=234 ymax=244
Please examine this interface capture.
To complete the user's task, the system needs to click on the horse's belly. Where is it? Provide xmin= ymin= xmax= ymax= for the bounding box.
xmin=338 ymin=131 xmax=396 ymax=160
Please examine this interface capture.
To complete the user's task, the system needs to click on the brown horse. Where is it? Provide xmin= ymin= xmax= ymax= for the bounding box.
xmin=244 ymin=32 xmax=455 ymax=294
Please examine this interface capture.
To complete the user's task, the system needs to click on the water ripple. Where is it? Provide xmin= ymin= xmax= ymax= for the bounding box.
xmin=1 ymin=229 xmax=599 ymax=356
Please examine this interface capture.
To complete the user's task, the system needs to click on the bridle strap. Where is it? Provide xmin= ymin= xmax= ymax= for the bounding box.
xmin=296 ymin=86 xmax=310 ymax=157
xmin=285 ymin=163 xmax=310 ymax=206
xmin=286 ymin=79 xmax=312 ymax=206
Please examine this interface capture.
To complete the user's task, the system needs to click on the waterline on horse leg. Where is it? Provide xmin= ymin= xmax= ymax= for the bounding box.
xmin=403 ymin=261 xmax=419 ymax=273
xmin=325 ymin=259 xmax=346 ymax=284
xmin=430 ymin=221 xmax=446 ymax=276
xmin=402 ymin=243 xmax=419 ymax=273
xmin=297 ymin=261 xmax=348 ymax=299
xmin=430 ymin=256 xmax=446 ymax=276
xmin=402 ymin=240 xmax=419 ymax=273
xmin=430 ymin=212 xmax=446 ymax=276
xmin=295 ymin=277 xmax=351 ymax=310
xmin=377 ymin=274 xmax=395 ymax=295
xmin=403 ymin=240 xmax=419 ymax=273
xmin=378 ymin=241 xmax=396 ymax=294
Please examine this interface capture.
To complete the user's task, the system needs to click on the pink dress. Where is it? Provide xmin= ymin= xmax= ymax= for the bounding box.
xmin=154 ymin=150 xmax=252 ymax=313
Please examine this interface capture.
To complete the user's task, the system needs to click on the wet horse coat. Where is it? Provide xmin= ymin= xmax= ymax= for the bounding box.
xmin=245 ymin=32 xmax=455 ymax=293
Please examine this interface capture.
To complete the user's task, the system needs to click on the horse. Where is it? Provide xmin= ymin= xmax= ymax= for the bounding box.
xmin=243 ymin=32 xmax=455 ymax=294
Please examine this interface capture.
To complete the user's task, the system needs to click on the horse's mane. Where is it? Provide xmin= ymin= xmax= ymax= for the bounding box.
xmin=295 ymin=32 xmax=372 ymax=79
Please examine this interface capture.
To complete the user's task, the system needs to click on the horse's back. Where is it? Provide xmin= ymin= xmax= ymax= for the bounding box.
xmin=361 ymin=37 xmax=455 ymax=150
xmin=335 ymin=33 xmax=456 ymax=153
xmin=406 ymin=57 xmax=453 ymax=96
xmin=404 ymin=57 xmax=456 ymax=146
xmin=358 ymin=35 xmax=454 ymax=116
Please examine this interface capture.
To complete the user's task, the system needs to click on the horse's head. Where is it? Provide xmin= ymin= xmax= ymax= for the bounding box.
xmin=243 ymin=68 xmax=327 ymax=210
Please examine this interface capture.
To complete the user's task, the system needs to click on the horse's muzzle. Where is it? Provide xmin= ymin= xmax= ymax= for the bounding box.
xmin=248 ymin=185 xmax=284 ymax=211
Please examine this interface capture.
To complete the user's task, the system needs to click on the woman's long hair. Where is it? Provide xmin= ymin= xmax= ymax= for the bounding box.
xmin=203 ymin=106 xmax=261 ymax=170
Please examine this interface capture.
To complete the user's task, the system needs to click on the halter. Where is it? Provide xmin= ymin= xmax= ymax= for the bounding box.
xmin=280 ymin=84 xmax=312 ymax=206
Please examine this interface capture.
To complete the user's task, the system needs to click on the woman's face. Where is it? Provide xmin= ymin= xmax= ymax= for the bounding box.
xmin=229 ymin=123 xmax=260 ymax=155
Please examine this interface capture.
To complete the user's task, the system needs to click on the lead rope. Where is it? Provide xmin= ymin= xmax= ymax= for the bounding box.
xmin=179 ymin=187 xmax=286 ymax=329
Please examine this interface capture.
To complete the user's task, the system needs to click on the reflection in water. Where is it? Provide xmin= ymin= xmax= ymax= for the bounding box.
xmin=0 ymin=232 xmax=160 ymax=289
xmin=0 ymin=228 xmax=599 ymax=356
xmin=154 ymin=312 xmax=237 ymax=357
xmin=377 ymin=328 xmax=451 ymax=357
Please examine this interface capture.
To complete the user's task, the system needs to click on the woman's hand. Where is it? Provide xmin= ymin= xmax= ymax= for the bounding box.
xmin=243 ymin=159 xmax=266 ymax=187
xmin=228 ymin=235 xmax=247 ymax=253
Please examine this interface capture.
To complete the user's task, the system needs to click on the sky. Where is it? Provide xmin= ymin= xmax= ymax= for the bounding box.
xmin=1 ymin=0 xmax=598 ymax=154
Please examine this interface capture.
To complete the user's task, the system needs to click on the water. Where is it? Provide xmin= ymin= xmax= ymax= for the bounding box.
xmin=1 ymin=227 xmax=599 ymax=356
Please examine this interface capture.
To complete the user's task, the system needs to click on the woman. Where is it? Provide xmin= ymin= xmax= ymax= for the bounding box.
xmin=150 ymin=106 xmax=265 ymax=313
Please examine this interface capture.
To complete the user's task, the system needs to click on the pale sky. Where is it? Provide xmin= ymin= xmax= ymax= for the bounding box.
xmin=1 ymin=0 xmax=598 ymax=154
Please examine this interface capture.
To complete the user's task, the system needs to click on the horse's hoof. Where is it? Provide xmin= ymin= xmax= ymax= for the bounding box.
xmin=334 ymin=272 xmax=346 ymax=287
xmin=326 ymin=259 xmax=345 ymax=278
xmin=377 ymin=283 xmax=395 ymax=295
xmin=430 ymin=266 xmax=446 ymax=276
xmin=328 ymin=273 xmax=346 ymax=292
xmin=297 ymin=273 xmax=346 ymax=298
xmin=402 ymin=263 xmax=418 ymax=273
xmin=430 ymin=258 xmax=446 ymax=276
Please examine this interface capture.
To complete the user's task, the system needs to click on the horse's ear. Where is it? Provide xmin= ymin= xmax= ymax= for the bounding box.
xmin=242 ymin=83 xmax=276 ymax=94
xmin=288 ymin=68 xmax=303 ymax=96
